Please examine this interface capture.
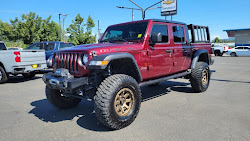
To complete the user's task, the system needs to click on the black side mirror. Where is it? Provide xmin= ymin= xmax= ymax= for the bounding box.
xmin=151 ymin=33 xmax=162 ymax=44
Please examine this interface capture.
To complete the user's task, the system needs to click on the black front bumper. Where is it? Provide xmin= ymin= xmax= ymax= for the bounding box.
xmin=42 ymin=72 xmax=88 ymax=93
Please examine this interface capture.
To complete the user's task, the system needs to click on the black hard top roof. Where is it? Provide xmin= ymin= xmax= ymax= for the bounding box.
xmin=150 ymin=19 xmax=186 ymax=25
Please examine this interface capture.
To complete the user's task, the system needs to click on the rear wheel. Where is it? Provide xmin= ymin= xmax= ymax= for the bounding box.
xmin=22 ymin=71 xmax=36 ymax=78
xmin=45 ymin=86 xmax=82 ymax=109
xmin=0 ymin=66 xmax=8 ymax=84
xmin=214 ymin=51 xmax=220 ymax=56
xmin=190 ymin=62 xmax=210 ymax=92
xmin=94 ymin=74 xmax=141 ymax=129
xmin=231 ymin=52 xmax=237 ymax=57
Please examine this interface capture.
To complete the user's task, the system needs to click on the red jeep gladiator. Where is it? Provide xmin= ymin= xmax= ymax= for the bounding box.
xmin=43 ymin=19 xmax=213 ymax=129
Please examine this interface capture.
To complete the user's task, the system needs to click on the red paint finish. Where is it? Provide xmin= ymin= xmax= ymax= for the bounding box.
xmin=55 ymin=19 xmax=212 ymax=81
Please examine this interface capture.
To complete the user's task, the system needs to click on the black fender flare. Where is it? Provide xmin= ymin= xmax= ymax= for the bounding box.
xmin=191 ymin=50 xmax=209 ymax=69
xmin=87 ymin=53 xmax=143 ymax=82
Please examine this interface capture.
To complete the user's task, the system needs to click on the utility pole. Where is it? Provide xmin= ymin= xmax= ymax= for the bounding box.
xmin=62 ymin=14 xmax=68 ymax=42
xmin=59 ymin=14 xmax=62 ymax=41
xmin=98 ymin=20 xmax=101 ymax=40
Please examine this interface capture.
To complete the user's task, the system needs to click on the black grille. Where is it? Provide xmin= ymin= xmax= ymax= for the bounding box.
xmin=56 ymin=53 xmax=79 ymax=72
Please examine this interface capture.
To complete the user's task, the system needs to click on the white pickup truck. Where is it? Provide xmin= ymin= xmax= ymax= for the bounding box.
xmin=0 ymin=41 xmax=47 ymax=83
xmin=212 ymin=45 xmax=231 ymax=56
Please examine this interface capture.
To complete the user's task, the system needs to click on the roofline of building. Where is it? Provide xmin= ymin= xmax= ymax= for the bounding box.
xmin=223 ymin=28 xmax=250 ymax=32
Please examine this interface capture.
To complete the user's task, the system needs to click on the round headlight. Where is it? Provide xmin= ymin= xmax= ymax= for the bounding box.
xmin=82 ymin=54 xmax=88 ymax=65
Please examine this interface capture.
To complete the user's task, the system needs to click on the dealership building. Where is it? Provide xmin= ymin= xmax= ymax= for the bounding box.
xmin=224 ymin=28 xmax=250 ymax=47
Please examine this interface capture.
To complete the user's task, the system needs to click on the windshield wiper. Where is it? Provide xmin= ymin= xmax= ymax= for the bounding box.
xmin=112 ymin=39 xmax=129 ymax=43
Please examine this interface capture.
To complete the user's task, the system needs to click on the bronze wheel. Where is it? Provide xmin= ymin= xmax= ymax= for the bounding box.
xmin=202 ymin=68 xmax=209 ymax=85
xmin=190 ymin=62 xmax=210 ymax=92
xmin=94 ymin=74 xmax=141 ymax=129
xmin=114 ymin=88 xmax=134 ymax=117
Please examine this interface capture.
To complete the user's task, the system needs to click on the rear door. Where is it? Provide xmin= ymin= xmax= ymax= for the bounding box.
xmin=171 ymin=24 xmax=191 ymax=72
xmin=235 ymin=47 xmax=244 ymax=56
xmin=148 ymin=23 xmax=173 ymax=78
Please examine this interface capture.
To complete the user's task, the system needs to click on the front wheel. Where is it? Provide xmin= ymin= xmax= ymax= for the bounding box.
xmin=22 ymin=71 xmax=36 ymax=78
xmin=190 ymin=62 xmax=210 ymax=92
xmin=231 ymin=52 xmax=237 ymax=57
xmin=94 ymin=74 xmax=141 ymax=129
xmin=45 ymin=86 xmax=82 ymax=109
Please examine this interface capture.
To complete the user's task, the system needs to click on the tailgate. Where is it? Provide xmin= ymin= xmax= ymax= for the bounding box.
xmin=20 ymin=50 xmax=46 ymax=63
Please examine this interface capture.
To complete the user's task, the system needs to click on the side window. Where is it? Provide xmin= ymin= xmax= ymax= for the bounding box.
xmin=237 ymin=47 xmax=243 ymax=49
xmin=0 ymin=43 xmax=7 ymax=50
xmin=27 ymin=43 xmax=42 ymax=50
xmin=151 ymin=24 xmax=169 ymax=43
xmin=43 ymin=43 xmax=55 ymax=51
xmin=173 ymin=26 xmax=185 ymax=43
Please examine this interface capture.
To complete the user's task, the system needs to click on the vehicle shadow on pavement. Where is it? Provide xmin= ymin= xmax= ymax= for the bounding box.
xmin=29 ymin=80 xmax=193 ymax=131
xmin=6 ymin=76 xmax=42 ymax=83
xmin=211 ymin=78 xmax=250 ymax=84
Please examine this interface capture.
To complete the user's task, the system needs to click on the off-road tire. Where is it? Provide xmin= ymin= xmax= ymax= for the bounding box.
xmin=94 ymin=74 xmax=141 ymax=129
xmin=45 ymin=86 xmax=81 ymax=109
xmin=22 ymin=71 xmax=36 ymax=78
xmin=231 ymin=52 xmax=237 ymax=57
xmin=0 ymin=66 xmax=8 ymax=84
xmin=190 ymin=62 xmax=210 ymax=92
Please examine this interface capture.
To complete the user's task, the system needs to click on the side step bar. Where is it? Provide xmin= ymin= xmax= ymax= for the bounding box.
xmin=139 ymin=71 xmax=191 ymax=87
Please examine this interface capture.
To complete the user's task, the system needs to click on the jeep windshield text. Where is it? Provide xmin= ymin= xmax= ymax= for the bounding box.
xmin=43 ymin=19 xmax=213 ymax=129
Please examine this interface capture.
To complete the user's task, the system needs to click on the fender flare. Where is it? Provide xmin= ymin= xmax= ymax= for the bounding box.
xmin=191 ymin=50 xmax=209 ymax=69
xmin=87 ymin=52 xmax=143 ymax=82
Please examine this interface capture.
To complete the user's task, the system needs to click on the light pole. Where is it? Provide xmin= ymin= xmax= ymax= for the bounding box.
xmin=116 ymin=6 xmax=141 ymax=21
xmin=98 ymin=20 xmax=101 ymax=40
xmin=128 ymin=0 xmax=163 ymax=20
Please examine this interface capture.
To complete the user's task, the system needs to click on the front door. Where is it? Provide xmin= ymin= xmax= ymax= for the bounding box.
xmin=148 ymin=23 xmax=173 ymax=78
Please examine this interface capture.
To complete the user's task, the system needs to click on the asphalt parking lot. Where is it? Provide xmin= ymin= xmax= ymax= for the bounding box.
xmin=0 ymin=56 xmax=250 ymax=141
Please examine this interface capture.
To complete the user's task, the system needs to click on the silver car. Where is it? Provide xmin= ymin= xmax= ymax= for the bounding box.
xmin=226 ymin=46 xmax=250 ymax=57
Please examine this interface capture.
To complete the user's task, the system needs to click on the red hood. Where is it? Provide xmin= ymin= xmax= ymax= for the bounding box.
xmin=58 ymin=43 xmax=143 ymax=55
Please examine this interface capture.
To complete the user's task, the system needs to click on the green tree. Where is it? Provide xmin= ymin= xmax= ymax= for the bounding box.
xmin=40 ymin=16 xmax=60 ymax=41
xmin=213 ymin=37 xmax=220 ymax=43
xmin=67 ymin=14 xmax=96 ymax=45
xmin=9 ymin=12 xmax=60 ymax=44
xmin=0 ymin=20 xmax=12 ymax=41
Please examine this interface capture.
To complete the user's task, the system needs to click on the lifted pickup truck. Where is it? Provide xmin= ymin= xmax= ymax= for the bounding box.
xmin=0 ymin=42 xmax=47 ymax=83
xmin=43 ymin=19 xmax=213 ymax=129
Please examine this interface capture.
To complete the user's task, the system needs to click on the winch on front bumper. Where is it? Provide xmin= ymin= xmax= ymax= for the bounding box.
xmin=42 ymin=69 xmax=88 ymax=93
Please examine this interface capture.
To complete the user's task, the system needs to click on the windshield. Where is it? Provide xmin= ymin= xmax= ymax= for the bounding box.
xmin=100 ymin=22 xmax=148 ymax=43
xmin=60 ymin=43 xmax=73 ymax=50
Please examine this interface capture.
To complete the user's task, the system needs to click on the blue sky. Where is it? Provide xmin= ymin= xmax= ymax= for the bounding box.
xmin=0 ymin=0 xmax=249 ymax=40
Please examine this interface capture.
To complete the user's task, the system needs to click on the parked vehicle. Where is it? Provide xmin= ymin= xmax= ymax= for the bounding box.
xmin=25 ymin=41 xmax=73 ymax=67
xmin=8 ymin=47 xmax=23 ymax=50
xmin=226 ymin=46 xmax=250 ymax=57
xmin=212 ymin=45 xmax=230 ymax=56
xmin=0 ymin=41 xmax=47 ymax=83
xmin=42 ymin=19 xmax=213 ymax=129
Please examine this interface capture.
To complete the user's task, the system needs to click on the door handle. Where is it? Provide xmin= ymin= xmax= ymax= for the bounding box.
xmin=166 ymin=50 xmax=172 ymax=53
